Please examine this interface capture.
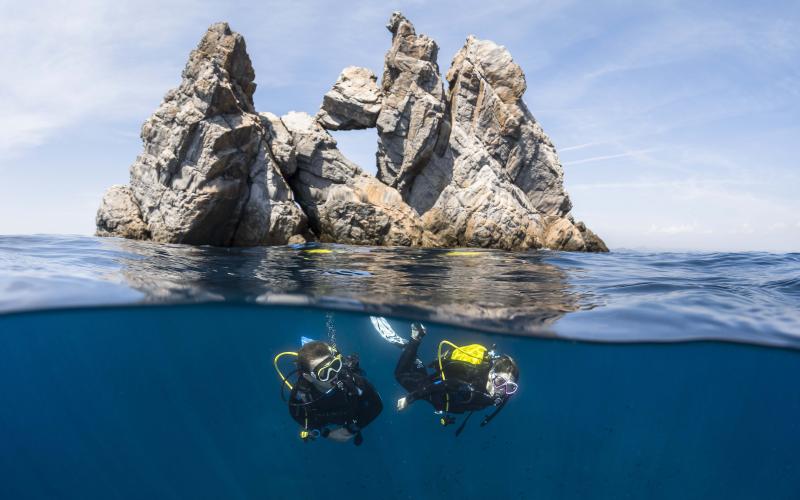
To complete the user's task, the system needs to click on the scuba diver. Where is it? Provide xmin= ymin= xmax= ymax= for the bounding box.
xmin=394 ymin=323 xmax=519 ymax=435
xmin=274 ymin=340 xmax=382 ymax=445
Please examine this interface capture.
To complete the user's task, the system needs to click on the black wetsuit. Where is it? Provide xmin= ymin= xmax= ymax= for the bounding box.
xmin=288 ymin=359 xmax=382 ymax=434
xmin=395 ymin=338 xmax=499 ymax=413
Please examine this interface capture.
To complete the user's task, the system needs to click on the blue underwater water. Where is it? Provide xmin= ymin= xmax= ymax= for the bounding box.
xmin=1 ymin=235 xmax=799 ymax=499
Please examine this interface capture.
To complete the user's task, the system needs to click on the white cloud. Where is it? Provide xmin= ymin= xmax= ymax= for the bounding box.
xmin=559 ymin=141 xmax=608 ymax=152
xmin=563 ymin=149 xmax=657 ymax=166
xmin=730 ymin=223 xmax=755 ymax=235
xmin=0 ymin=0 xmax=209 ymax=157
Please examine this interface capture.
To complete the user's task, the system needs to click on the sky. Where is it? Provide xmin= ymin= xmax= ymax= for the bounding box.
xmin=0 ymin=0 xmax=798 ymax=252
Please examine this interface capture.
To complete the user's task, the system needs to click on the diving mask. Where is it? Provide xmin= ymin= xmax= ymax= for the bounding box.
xmin=491 ymin=373 xmax=518 ymax=396
xmin=314 ymin=354 xmax=343 ymax=382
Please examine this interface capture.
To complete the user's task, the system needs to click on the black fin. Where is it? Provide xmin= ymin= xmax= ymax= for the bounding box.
xmin=455 ymin=411 xmax=474 ymax=437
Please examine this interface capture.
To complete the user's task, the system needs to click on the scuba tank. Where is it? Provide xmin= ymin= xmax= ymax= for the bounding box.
xmin=435 ymin=340 xmax=508 ymax=434
xmin=437 ymin=342 xmax=491 ymax=383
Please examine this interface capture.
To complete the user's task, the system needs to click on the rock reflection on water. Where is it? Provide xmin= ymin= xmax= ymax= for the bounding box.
xmin=111 ymin=238 xmax=590 ymax=335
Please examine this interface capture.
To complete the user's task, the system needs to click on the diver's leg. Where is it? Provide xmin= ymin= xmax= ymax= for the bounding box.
xmin=394 ymin=338 xmax=428 ymax=392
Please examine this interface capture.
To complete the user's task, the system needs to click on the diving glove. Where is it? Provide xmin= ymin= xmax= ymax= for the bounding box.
xmin=410 ymin=322 xmax=426 ymax=341
xmin=300 ymin=429 xmax=321 ymax=441
xmin=396 ymin=396 xmax=409 ymax=411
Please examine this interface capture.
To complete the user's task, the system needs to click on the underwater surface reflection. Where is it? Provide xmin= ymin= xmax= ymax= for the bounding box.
xmin=0 ymin=235 xmax=798 ymax=347
xmin=114 ymin=238 xmax=584 ymax=332
xmin=1 ymin=304 xmax=799 ymax=500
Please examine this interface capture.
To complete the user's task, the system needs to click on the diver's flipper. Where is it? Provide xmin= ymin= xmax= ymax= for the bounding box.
xmin=369 ymin=316 xmax=408 ymax=347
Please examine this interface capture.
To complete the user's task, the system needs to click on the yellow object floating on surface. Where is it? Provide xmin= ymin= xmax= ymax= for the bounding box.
xmin=304 ymin=249 xmax=333 ymax=254
xmin=445 ymin=251 xmax=482 ymax=256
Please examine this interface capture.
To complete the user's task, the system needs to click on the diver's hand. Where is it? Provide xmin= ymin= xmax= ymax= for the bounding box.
xmin=326 ymin=427 xmax=355 ymax=442
xmin=410 ymin=323 xmax=426 ymax=341
xmin=396 ymin=396 xmax=408 ymax=411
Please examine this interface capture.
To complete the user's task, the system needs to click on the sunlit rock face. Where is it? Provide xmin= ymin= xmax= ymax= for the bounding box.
xmin=96 ymin=185 xmax=149 ymax=240
xmin=374 ymin=13 xmax=448 ymax=196
xmin=445 ymin=36 xmax=571 ymax=217
xmin=397 ymin=23 xmax=605 ymax=251
xmin=316 ymin=66 xmax=383 ymax=131
xmin=97 ymin=14 xmax=606 ymax=252
xmin=277 ymin=112 xmax=436 ymax=246
xmin=97 ymin=23 xmax=307 ymax=246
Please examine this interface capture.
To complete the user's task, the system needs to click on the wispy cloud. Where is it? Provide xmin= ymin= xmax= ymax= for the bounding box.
xmin=569 ymin=177 xmax=771 ymax=192
xmin=559 ymin=142 xmax=607 ymax=152
xmin=647 ymin=223 xmax=712 ymax=235
xmin=0 ymin=0 xmax=209 ymax=157
xmin=563 ymin=149 xmax=657 ymax=166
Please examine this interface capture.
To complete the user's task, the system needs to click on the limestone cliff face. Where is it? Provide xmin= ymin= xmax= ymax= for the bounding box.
xmin=97 ymin=14 xmax=607 ymax=252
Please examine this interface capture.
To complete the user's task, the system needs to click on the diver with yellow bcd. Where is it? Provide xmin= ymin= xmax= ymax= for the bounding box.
xmin=394 ymin=323 xmax=519 ymax=435
xmin=274 ymin=340 xmax=382 ymax=446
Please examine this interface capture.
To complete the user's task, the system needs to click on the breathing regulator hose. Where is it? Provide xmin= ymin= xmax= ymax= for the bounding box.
xmin=274 ymin=351 xmax=298 ymax=390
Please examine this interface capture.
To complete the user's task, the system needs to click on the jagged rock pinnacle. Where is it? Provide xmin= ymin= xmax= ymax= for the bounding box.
xmin=97 ymin=14 xmax=606 ymax=252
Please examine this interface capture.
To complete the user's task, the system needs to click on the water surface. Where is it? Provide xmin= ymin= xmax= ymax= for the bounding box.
xmin=1 ymin=235 xmax=799 ymax=499
xmin=1 ymin=235 xmax=798 ymax=347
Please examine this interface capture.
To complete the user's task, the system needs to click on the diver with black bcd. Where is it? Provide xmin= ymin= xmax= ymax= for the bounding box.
xmin=394 ymin=323 xmax=519 ymax=435
xmin=274 ymin=341 xmax=382 ymax=445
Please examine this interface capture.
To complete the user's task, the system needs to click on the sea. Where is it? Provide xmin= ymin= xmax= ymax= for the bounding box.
xmin=0 ymin=234 xmax=798 ymax=499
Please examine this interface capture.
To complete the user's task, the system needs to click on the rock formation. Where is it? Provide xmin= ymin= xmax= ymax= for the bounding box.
xmin=97 ymin=22 xmax=307 ymax=246
xmin=399 ymin=33 xmax=607 ymax=251
xmin=374 ymin=13 xmax=448 ymax=195
xmin=96 ymin=185 xmax=150 ymax=240
xmin=316 ymin=66 xmax=382 ymax=131
xmin=97 ymin=14 xmax=607 ymax=252
xmin=446 ymin=36 xmax=571 ymax=216
xmin=274 ymin=111 xmax=435 ymax=246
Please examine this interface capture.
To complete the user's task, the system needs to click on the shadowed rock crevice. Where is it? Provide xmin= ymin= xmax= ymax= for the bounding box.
xmin=276 ymin=111 xmax=436 ymax=246
xmin=97 ymin=14 xmax=606 ymax=252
